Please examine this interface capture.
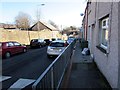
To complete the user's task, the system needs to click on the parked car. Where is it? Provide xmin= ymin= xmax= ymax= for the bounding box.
xmin=44 ymin=39 xmax=51 ymax=45
xmin=47 ymin=40 xmax=67 ymax=58
xmin=51 ymin=38 xmax=56 ymax=41
xmin=0 ymin=43 xmax=2 ymax=58
xmin=1 ymin=41 xmax=27 ymax=58
xmin=67 ymin=37 xmax=75 ymax=44
xmin=30 ymin=39 xmax=46 ymax=48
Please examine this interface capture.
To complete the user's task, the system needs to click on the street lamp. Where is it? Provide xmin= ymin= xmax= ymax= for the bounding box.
xmin=80 ymin=13 xmax=84 ymax=16
xmin=41 ymin=4 xmax=45 ymax=6
xmin=37 ymin=3 xmax=45 ymax=21
xmin=37 ymin=3 xmax=45 ymax=38
xmin=80 ymin=13 xmax=84 ymax=39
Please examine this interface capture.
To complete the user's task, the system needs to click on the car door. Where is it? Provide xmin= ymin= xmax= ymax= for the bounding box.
xmin=0 ymin=43 xmax=2 ymax=57
xmin=6 ymin=42 xmax=16 ymax=55
xmin=13 ymin=42 xmax=23 ymax=53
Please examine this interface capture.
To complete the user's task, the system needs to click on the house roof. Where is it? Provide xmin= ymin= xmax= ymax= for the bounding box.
xmin=0 ymin=23 xmax=17 ymax=29
xmin=30 ymin=21 xmax=58 ymax=31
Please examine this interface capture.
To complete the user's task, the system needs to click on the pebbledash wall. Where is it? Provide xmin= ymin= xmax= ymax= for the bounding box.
xmin=0 ymin=28 xmax=66 ymax=45
xmin=87 ymin=2 xmax=119 ymax=88
xmin=118 ymin=2 xmax=120 ymax=90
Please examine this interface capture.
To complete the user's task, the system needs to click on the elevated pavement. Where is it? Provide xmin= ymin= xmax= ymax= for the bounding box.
xmin=62 ymin=40 xmax=111 ymax=89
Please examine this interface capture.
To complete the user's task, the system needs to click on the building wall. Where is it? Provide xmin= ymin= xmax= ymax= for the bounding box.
xmin=87 ymin=2 xmax=96 ymax=53
xmin=118 ymin=2 xmax=120 ymax=89
xmin=88 ymin=2 xmax=96 ymax=25
xmin=52 ymin=31 xmax=59 ymax=38
xmin=87 ymin=2 xmax=119 ymax=88
xmin=0 ymin=28 xmax=63 ymax=45
xmin=83 ymin=6 xmax=88 ymax=41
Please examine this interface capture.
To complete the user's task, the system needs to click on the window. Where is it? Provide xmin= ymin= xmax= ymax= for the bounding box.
xmin=14 ymin=42 xmax=21 ymax=46
xmin=100 ymin=17 xmax=109 ymax=50
xmin=50 ymin=42 xmax=64 ymax=47
xmin=7 ymin=42 xmax=14 ymax=47
xmin=0 ymin=43 xmax=2 ymax=47
xmin=38 ymin=39 xmax=44 ymax=42
xmin=31 ymin=39 xmax=38 ymax=42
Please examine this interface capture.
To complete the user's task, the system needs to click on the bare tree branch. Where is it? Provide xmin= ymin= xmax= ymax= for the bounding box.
xmin=15 ymin=12 xmax=31 ymax=30
xmin=48 ymin=20 xmax=58 ymax=28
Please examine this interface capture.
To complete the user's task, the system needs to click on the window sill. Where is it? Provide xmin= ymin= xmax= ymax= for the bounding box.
xmin=96 ymin=45 xmax=107 ymax=54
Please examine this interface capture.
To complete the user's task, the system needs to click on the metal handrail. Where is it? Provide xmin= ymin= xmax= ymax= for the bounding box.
xmin=32 ymin=41 xmax=75 ymax=90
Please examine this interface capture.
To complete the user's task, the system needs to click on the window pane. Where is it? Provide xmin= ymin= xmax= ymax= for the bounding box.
xmin=102 ymin=29 xmax=108 ymax=46
xmin=102 ymin=20 xmax=106 ymax=26
xmin=31 ymin=39 xmax=38 ymax=42
xmin=14 ymin=42 xmax=21 ymax=46
xmin=8 ymin=42 xmax=14 ymax=46
xmin=50 ymin=42 xmax=64 ymax=47
xmin=105 ymin=29 xmax=108 ymax=40
xmin=0 ymin=43 xmax=2 ymax=47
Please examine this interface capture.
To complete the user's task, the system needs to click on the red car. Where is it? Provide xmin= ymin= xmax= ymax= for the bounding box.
xmin=0 ymin=41 xmax=27 ymax=58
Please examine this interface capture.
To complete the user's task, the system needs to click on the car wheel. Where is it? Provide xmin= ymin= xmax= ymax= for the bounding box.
xmin=23 ymin=48 xmax=27 ymax=53
xmin=47 ymin=54 xmax=50 ymax=58
xmin=39 ymin=45 xmax=42 ymax=48
xmin=30 ymin=46 xmax=33 ymax=49
xmin=5 ymin=52 xmax=11 ymax=58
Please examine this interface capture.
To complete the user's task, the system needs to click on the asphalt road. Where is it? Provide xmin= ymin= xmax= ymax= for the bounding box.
xmin=2 ymin=46 xmax=55 ymax=89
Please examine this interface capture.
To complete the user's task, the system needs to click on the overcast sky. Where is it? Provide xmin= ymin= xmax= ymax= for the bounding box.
xmin=0 ymin=0 xmax=87 ymax=28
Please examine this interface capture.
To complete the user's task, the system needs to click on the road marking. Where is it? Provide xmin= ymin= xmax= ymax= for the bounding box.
xmin=0 ymin=76 xmax=11 ymax=82
xmin=8 ymin=78 xmax=35 ymax=89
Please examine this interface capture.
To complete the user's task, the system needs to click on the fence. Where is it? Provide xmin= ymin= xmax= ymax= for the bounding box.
xmin=32 ymin=41 xmax=75 ymax=90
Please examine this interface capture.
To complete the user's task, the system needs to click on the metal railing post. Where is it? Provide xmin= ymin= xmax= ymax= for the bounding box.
xmin=51 ymin=67 xmax=54 ymax=90
xmin=32 ymin=84 xmax=36 ymax=90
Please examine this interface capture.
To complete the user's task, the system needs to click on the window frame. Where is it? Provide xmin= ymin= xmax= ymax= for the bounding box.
xmin=100 ymin=17 xmax=109 ymax=50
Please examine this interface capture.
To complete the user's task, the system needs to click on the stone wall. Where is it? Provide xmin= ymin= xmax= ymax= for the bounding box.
xmin=0 ymin=28 xmax=67 ymax=45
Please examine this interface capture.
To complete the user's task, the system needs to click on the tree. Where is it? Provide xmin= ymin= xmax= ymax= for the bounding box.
xmin=15 ymin=12 xmax=31 ymax=29
xmin=70 ymin=26 xmax=77 ymax=30
xmin=61 ymin=26 xmax=78 ymax=36
xmin=48 ymin=20 xmax=58 ymax=28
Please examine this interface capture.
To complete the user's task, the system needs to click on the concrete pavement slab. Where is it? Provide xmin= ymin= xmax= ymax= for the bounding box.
xmin=66 ymin=41 xmax=111 ymax=89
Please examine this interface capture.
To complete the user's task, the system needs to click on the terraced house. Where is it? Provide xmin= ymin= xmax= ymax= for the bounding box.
xmin=82 ymin=1 xmax=120 ymax=89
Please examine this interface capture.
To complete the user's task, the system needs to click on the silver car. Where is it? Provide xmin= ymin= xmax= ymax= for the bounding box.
xmin=47 ymin=40 xmax=66 ymax=58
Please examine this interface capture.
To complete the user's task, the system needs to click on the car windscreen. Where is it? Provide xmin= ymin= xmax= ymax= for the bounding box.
xmin=38 ymin=39 xmax=44 ymax=42
xmin=44 ymin=39 xmax=49 ymax=41
xmin=31 ymin=39 xmax=38 ymax=42
xmin=50 ymin=42 xmax=64 ymax=47
xmin=68 ymin=38 xmax=74 ymax=41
